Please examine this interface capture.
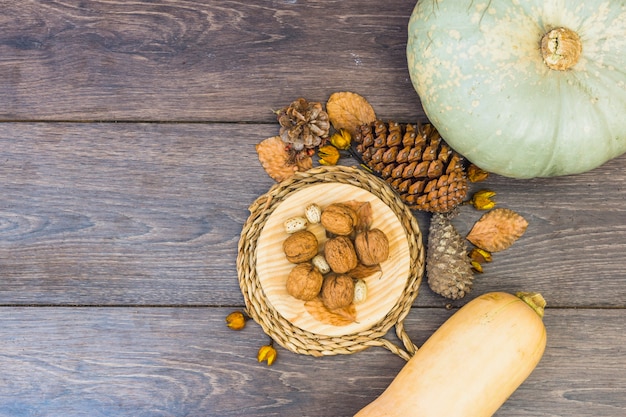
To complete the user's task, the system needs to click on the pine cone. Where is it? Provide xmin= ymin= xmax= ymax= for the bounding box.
xmin=354 ymin=120 xmax=468 ymax=213
xmin=426 ymin=211 xmax=474 ymax=300
xmin=276 ymin=98 xmax=330 ymax=151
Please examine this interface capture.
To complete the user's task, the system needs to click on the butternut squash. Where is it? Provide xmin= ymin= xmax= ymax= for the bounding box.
xmin=354 ymin=292 xmax=547 ymax=417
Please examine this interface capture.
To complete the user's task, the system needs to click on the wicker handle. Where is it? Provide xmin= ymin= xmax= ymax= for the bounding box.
xmin=368 ymin=321 xmax=417 ymax=361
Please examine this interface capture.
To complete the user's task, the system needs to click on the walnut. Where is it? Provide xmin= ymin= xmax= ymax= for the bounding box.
xmin=286 ymin=263 xmax=324 ymax=301
xmin=283 ymin=230 xmax=319 ymax=263
xmin=320 ymin=274 xmax=355 ymax=310
xmin=324 ymin=236 xmax=358 ymax=273
xmin=354 ymin=228 xmax=389 ymax=266
xmin=320 ymin=203 xmax=357 ymax=236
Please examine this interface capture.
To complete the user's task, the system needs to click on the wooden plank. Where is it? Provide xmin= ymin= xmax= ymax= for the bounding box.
xmin=0 ymin=306 xmax=623 ymax=416
xmin=1 ymin=122 xmax=625 ymax=307
xmin=0 ymin=0 xmax=423 ymax=122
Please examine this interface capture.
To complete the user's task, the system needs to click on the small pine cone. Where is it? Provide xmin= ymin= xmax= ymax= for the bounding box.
xmin=354 ymin=120 xmax=468 ymax=213
xmin=426 ymin=211 xmax=474 ymax=300
xmin=276 ymin=98 xmax=330 ymax=151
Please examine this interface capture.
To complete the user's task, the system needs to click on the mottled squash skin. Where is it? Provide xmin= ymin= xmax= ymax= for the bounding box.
xmin=354 ymin=292 xmax=547 ymax=417
xmin=407 ymin=0 xmax=626 ymax=178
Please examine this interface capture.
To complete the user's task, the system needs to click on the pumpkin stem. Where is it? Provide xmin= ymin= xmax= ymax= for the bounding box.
xmin=540 ymin=27 xmax=582 ymax=71
xmin=516 ymin=292 xmax=546 ymax=319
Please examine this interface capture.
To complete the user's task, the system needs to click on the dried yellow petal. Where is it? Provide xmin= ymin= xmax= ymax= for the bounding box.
xmin=326 ymin=92 xmax=376 ymax=137
xmin=470 ymin=190 xmax=497 ymax=210
xmin=467 ymin=164 xmax=490 ymax=182
xmin=257 ymin=343 xmax=277 ymax=366
xmin=330 ymin=128 xmax=352 ymax=150
xmin=466 ymin=208 xmax=529 ymax=252
xmin=225 ymin=311 xmax=247 ymax=330
xmin=469 ymin=247 xmax=493 ymax=263
xmin=471 ymin=260 xmax=484 ymax=273
xmin=318 ymin=145 xmax=340 ymax=166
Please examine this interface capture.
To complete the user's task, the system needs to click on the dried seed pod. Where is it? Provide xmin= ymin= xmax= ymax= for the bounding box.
xmin=354 ymin=228 xmax=390 ymax=266
xmin=320 ymin=274 xmax=355 ymax=310
xmin=283 ymin=230 xmax=319 ymax=263
xmin=286 ymin=263 xmax=324 ymax=301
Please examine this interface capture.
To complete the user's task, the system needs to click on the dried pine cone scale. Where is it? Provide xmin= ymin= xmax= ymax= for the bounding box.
xmin=354 ymin=120 xmax=469 ymax=213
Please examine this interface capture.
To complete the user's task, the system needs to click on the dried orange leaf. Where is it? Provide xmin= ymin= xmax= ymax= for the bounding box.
xmin=341 ymin=200 xmax=373 ymax=231
xmin=467 ymin=164 xmax=490 ymax=182
xmin=466 ymin=208 xmax=528 ymax=252
xmin=348 ymin=263 xmax=382 ymax=280
xmin=304 ymin=298 xmax=356 ymax=326
xmin=326 ymin=92 xmax=376 ymax=137
xmin=256 ymin=136 xmax=298 ymax=182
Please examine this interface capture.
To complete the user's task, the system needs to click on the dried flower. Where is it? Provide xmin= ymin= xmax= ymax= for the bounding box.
xmin=257 ymin=341 xmax=277 ymax=366
xmin=330 ymin=128 xmax=352 ymax=150
xmin=225 ymin=311 xmax=247 ymax=330
xmin=471 ymin=261 xmax=484 ymax=273
xmin=467 ymin=164 xmax=490 ymax=182
xmin=469 ymin=247 xmax=493 ymax=264
xmin=318 ymin=145 xmax=340 ymax=166
xmin=470 ymin=190 xmax=496 ymax=210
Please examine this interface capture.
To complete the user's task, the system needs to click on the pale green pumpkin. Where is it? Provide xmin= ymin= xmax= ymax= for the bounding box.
xmin=407 ymin=0 xmax=626 ymax=178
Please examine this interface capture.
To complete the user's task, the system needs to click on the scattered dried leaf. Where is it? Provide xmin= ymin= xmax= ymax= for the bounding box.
xmin=341 ymin=200 xmax=373 ymax=232
xmin=326 ymin=92 xmax=376 ymax=137
xmin=467 ymin=208 xmax=529 ymax=252
xmin=304 ymin=297 xmax=356 ymax=326
xmin=348 ymin=263 xmax=382 ymax=280
xmin=468 ymin=164 xmax=490 ymax=182
xmin=256 ymin=136 xmax=298 ymax=182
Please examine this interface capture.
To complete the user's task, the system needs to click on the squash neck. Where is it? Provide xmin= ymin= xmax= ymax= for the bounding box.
xmin=540 ymin=27 xmax=582 ymax=71
xmin=516 ymin=292 xmax=546 ymax=319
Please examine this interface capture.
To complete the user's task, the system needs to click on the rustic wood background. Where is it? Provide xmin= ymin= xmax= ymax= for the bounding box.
xmin=1 ymin=1 xmax=624 ymax=416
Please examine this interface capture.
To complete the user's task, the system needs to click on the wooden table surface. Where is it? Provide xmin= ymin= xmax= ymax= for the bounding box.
xmin=1 ymin=1 xmax=624 ymax=416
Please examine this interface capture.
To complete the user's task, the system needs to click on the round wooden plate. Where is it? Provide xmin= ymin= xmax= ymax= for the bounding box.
xmin=256 ymin=182 xmax=411 ymax=337
xmin=238 ymin=165 xmax=424 ymax=357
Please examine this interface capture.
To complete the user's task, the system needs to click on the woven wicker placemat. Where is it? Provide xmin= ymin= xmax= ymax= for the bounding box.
xmin=237 ymin=165 xmax=424 ymax=360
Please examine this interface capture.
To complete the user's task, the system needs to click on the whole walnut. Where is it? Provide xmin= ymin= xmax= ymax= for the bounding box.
xmin=320 ymin=274 xmax=355 ymax=310
xmin=320 ymin=203 xmax=358 ymax=236
xmin=283 ymin=230 xmax=319 ymax=263
xmin=286 ymin=263 xmax=324 ymax=301
xmin=324 ymin=236 xmax=358 ymax=273
xmin=354 ymin=228 xmax=390 ymax=266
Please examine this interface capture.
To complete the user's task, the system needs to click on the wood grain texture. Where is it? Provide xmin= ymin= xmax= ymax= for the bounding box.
xmin=0 ymin=0 xmax=422 ymax=122
xmin=1 ymin=1 xmax=625 ymax=415
xmin=1 ymin=123 xmax=625 ymax=307
xmin=0 ymin=307 xmax=623 ymax=417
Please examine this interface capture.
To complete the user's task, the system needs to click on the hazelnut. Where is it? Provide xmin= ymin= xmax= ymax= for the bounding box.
xmin=286 ymin=263 xmax=324 ymax=301
xmin=320 ymin=203 xmax=357 ymax=236
xmin=324 ymin=236 xmax=358 ymax=274
xmin=354 ymin=228 xmax=389 ymax=266
xmin=320 ymin=274 xmax=355 ymax=310
xmin=283 ymin=230 xmax=319 ymax=263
